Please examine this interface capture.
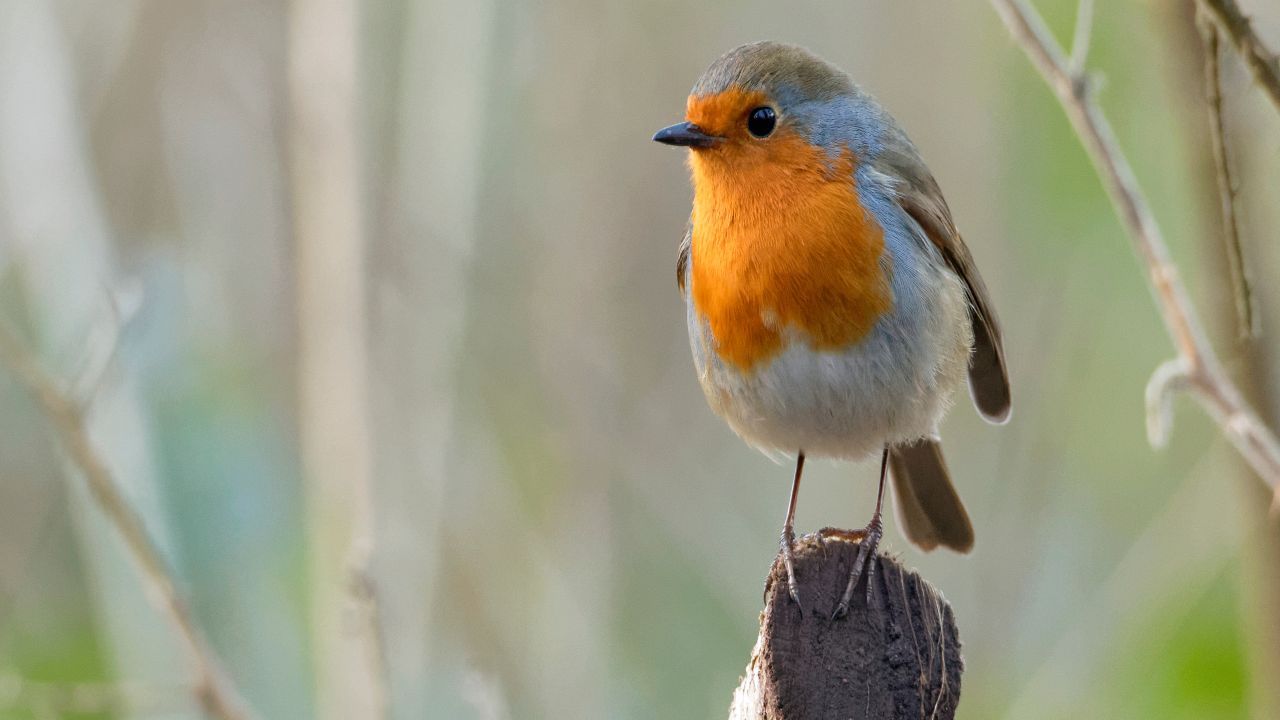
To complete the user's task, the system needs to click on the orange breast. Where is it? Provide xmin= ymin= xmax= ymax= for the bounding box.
xmin=689 ymin=132 xmax=891 ymax=372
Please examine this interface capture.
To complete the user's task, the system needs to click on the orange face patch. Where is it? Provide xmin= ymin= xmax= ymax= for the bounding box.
xmin=687 ymin=88 xmax=891 ymax=372
xmin=686 ymin=88 xmax=771 ymax=139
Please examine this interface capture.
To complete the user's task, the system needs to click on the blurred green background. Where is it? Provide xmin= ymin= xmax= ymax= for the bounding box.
xmin=1 ymin=0 xmax=1279 ymax=718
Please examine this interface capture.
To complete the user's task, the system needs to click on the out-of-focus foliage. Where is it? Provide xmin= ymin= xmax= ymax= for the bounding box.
xmin=1 ymin=1 xmax=1279 ymax=718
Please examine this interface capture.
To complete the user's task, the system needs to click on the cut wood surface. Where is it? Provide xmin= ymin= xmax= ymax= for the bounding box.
xmin=729 ymin=537 xmax=962 ymax=720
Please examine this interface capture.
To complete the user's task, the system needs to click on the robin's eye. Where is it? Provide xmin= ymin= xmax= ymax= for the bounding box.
xmin=747 ymin=107 xmax=776 ymax=138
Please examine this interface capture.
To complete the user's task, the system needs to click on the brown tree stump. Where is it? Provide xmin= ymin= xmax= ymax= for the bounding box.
xmin=729 ymin=536 xmax=963 ymax=719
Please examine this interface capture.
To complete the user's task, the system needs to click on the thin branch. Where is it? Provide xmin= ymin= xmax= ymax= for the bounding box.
xmin=1198 ymin=18 xmax=1258 ymax=339
xmin=1068 ymin=0 xmax=1095 ymax=76
xmin=69 ymin=280 xmax=143 ymax=411
xmin=988 ymin=0 xmax=1280 ymax=501
xmin=1195 ymin=0 xmax=1280 ymax=116
xmin=0 ymin=319 xmax=255 ymax=720
xmin=1145 ymin=358 xmax=1190 ymax=448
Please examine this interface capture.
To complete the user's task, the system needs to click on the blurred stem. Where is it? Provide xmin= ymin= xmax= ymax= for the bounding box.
xmin=1199 ymin=18 xmax=1257 ymax=339
xmin=988 ymin=0 xmax=1280 ymax=497
xmin=1067 ymin=0 xmax=1094 ymax=76
xmin=1160 ymin=3 xmax=1280 ymax=717
xmin=287 ymin=0 xmax=387 ymax=717
xmin=0 ymin=320 xmax=254 ymax=720
xmin=1194 ymin=0 xmax=1280 ymax=116
xmin=0 ymin=1 xmax=249 ymax=711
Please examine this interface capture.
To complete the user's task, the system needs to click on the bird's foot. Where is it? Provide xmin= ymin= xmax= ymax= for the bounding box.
xmin=830 ymin=515 xmax=883 ymax=620
xmin=779 ymin=526 xmax=802 ymax=611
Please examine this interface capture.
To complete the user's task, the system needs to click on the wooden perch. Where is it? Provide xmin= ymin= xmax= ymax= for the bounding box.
xmin=729 ymin=536 xmax=962 ymax=720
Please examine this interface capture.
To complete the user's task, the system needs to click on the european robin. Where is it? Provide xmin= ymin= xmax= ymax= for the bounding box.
xmin=654 ymin=41 xmax=1010 ymax=618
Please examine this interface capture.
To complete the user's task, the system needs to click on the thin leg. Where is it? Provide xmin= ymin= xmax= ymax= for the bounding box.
xmin=779 ymin=452 xmax=805 ymax=609
xmin=832 ymin=446 xmax=888 ymax=620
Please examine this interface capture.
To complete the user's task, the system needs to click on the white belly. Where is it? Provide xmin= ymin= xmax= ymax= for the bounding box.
xmin=687 ymin=260 xmax=972 ymax=461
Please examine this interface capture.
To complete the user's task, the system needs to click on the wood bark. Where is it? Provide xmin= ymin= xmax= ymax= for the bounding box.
xmin=730 ymin=537 xmax=962 ymax=719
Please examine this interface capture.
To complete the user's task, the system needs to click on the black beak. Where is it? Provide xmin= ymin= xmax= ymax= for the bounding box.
xmin=652 ymin=122 xmax=720 ymax=148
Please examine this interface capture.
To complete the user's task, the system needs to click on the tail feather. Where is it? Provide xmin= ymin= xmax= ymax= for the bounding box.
xmin=889 ymin=439 xmax=974 ymax=553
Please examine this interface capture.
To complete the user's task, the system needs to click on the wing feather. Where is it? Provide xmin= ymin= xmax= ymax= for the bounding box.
xmin=878 ymin=144 xmax=1011 ymax=423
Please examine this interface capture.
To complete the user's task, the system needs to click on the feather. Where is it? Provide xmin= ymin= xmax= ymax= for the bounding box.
xmin=876 ymin=138 xmax=1012 ymax=424
xmin=889 ymin=438 xmax=974 ymax=552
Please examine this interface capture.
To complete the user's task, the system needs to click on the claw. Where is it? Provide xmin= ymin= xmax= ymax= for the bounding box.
xmin=832 ymin=600 xmax=850 ymax=620
xmin=832 ymin=516 xmax=883 ymax=621
xmin=787 ymin=585 xmax=804 ymax=613
xmin=831 ymin=446 xmax=891 ymax=621
xmin=780 ymin=527 xmax=803 ymax=611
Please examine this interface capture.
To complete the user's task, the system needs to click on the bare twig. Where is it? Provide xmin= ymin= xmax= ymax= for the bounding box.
xmin=1145 ymin=358 xmax=1191 ymax=448
xmin=988 ymin=0 xmax=1280 ymax=501
xmin=0 ymin=320 xmax=255 ymax=720
xmin=1068 ymin=0 xmax=1095 ymax=76
xmin=1169 ymin=5 xmax=1280 ymax=707
xmin=69 ymin=280 xmax=144 ymax=411
xmin=1195 ymin=0 xmax=1280 ymax=115
xmin=1198 ymin=18 xmax=1258 ymax=339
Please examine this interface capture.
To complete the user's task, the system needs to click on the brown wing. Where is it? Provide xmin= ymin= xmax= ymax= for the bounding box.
xmin=676 ymin=223 xmax=691 ymax=294
xmin=879 ymin=146 xmax=1011 ymax=424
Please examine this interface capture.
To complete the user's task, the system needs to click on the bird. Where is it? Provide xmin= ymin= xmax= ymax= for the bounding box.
xmin=653 ymin=41 xmax=1010 ymax=619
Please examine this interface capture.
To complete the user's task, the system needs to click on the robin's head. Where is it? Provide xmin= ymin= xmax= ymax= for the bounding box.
xmin=653 ymin=41 xmax=882 ymax=170
xmin=655 ymin=43 xmax=898 ymax=372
